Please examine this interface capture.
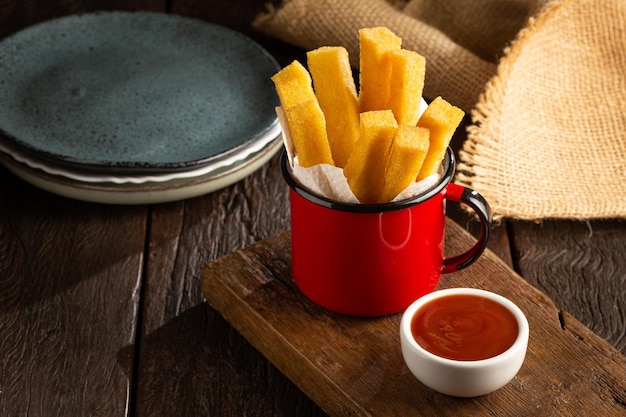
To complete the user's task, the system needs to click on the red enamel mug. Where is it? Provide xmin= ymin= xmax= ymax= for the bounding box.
xmin=281 ymin=148 xmax=492 ymax=316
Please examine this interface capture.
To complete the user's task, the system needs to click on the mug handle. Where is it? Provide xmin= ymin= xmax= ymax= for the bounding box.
xmin=442 ymin=183 xmax=492 ymax=273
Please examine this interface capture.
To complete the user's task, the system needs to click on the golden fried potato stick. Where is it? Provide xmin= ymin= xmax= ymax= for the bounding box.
xmin=378 ymin=125 xmax=430 ymax=203
xmin=344 ymin=110 xmax=398 ymax=203
xmin=271 ymin=60 xmax=316 ymax=108
xmin=283 ymin=100 xmax=334 ymax=168
xmin=416 ymin=96 xmax=465 ymax=180
xmin=358 ymin=27 xmax=402 ymax=113
xmin=388 ymin=49 xmax=426 ymax=126
xmin=272 ymin=61 xmax=334 ymax=167
xmin=307 ymin=46 xmax=360 ymax=168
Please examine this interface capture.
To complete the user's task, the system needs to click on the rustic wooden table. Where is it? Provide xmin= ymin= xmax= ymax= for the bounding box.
xmin=1 ymin=1 xmax=625 ymax=416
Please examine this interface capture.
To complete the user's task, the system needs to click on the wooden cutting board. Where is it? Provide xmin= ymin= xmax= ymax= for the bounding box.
xmin=200 ymin=219 xmax=626 ymax=416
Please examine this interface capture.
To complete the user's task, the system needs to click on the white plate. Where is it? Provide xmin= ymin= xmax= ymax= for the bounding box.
xmin=1 ymin=136 xmax=283 ymax=205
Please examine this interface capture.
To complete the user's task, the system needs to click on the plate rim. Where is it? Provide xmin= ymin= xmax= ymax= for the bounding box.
xmin=0 ymin=135 xmax=284 ymax=204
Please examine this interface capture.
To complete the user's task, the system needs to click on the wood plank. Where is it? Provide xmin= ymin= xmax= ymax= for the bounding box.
xmin=134 ymin=155 xmax=327 ymax=416
xmin=200 ymin=220 xmax=626 ymax=417
xmin=0 ymin=167 xmax=147 ymax=416
xmin=508 ymin=219 xmax=626 ymax=354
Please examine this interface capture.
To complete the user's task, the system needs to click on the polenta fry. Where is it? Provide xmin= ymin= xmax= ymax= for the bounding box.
xmin=388 ymin=49 xmax=426 ymax=126
xmin=416 ymin=96 xmax=464 ymax=180
xmin=271 ymin=27 xmax=464 ymax=204
xmin=379 ymin=125 xmax=430 ymax=203
xmin=307 ymin=46 xmax=360 ymax=168
xmin=344 ymin=110 xmax=397 ymax=203
xmin=272 ymin=60 xmax=335 ymax=167
xmin=283 ymin=100 xmax=334 ymax=168
xmin=358 ymin=27 xmax=402 ymax=113
xmin=271 ymin=60 xmax=316 ymax=108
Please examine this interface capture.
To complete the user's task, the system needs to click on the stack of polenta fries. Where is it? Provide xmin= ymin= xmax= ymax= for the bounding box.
xmin=272 ymin=27 xmax=464 ymax=204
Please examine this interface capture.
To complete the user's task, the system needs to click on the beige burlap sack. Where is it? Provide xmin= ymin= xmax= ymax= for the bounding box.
xmin=456 ymin=0 xmax=626 ymax=220
xmin=254 ymin=0 xmax=514 ymax=112
xmin=254 ymin=0 xmax=626 ymax=220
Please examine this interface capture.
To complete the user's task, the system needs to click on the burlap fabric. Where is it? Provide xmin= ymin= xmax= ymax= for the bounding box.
xmin=254 ymin=0 xmax=626 ymax=220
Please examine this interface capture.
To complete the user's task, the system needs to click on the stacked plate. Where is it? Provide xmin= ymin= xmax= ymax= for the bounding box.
xmin=0 ymin=12 xmax=283 ymax=204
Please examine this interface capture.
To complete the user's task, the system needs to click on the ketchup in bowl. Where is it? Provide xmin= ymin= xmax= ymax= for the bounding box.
xmin=410 ymin=293 xmax=519 ymax=361
xmin=400 ymin=288 xmax=529 ymax=397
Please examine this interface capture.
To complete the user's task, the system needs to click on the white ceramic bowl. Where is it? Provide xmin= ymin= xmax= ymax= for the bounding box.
xmin=400 ymin=288 xmax=529 ymax=397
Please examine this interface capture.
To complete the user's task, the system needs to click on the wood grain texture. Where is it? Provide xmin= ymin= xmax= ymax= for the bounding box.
xmin=201 ymin=223 xmax=626 ymax=417
xmin=2 ymin=0 xmax=626 ymax=416
xmin=135 ymin=156 xmax=327 ymax=416
xmin=0 ymin=168 xmax=147 ymax=416
xmin=509 ymin=219 xmax=626 ymax=354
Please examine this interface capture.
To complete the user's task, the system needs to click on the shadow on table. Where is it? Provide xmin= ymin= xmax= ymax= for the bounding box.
xmin=118 ymin=302 xmax=328 ymax=417
xmin=0 ymin=168 xmax=147 ymax=314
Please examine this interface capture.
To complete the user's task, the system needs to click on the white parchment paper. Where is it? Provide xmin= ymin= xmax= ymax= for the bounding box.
xmin=277 ymin=102 xmax=439 ymax=204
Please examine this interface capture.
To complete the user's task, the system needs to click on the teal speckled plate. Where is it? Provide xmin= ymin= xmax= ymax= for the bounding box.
xmin=0 ymin=12 xmax=280 ymax=173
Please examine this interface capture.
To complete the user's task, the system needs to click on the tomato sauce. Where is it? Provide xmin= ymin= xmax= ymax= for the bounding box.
xmin=410 ymin=294 xmax=519 ymax=361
